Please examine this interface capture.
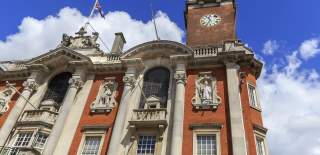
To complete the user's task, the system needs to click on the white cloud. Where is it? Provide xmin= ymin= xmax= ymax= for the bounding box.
xmin=259 ymin=42 xmax=320 ymax=155
xmin=299 ymin=38 xmax=320 ymax=60
xmin=0 ymin=7 xmax=184 ymax=61
xmin=262 ymin=40 xmax=279 ymax=55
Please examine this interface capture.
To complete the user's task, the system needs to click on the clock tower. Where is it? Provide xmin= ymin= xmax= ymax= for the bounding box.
xmin=185 ymin=0 xmax=237 ymax=47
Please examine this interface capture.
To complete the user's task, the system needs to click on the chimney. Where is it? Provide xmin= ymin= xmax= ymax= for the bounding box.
xmin=111 ymin=32 xmax=126 ymax=54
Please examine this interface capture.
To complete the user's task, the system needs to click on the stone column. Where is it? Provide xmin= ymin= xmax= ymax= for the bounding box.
xmin=225 ymin=62 xmax=248 ymax=155
xmin=42 ymin=75 xmax=84 ymax=155
xmin=0 ymin=79 xmax=38 ymax=147
xmin=170 ymin=64 xmax=186 ymax=155
xmin=107 ymin=67 xmax=136 ymax=155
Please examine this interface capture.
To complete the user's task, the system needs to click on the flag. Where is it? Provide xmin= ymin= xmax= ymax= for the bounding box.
xmin=95 ymin=0 xmax=105 ymax=18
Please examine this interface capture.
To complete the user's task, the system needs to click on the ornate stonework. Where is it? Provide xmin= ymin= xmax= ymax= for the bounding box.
xmin=69 ymin=78 xmax=84 ymax=89
xmin=174 ymin=72 xmax=187 ymax=85
xmin=192 ymin=72 xmax=221 ymax=110
xmin=60 ymin=27 xmax=100 ymax=49
xmin=90 ymin=77 xmax=118 ymax=113
xmin=122 ymin=74 xmax=136 ymax=88
xmin=0 ymin=85 xmax=16 ymax=115
xmin=23 ymin=80 xmax=38 ymax=92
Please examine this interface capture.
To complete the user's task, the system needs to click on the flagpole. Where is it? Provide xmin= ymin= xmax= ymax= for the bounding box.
xmin=89 ymin=0 xmax=99 ymax=18
xmin=150 ymin=3 xmax=160 ymax=41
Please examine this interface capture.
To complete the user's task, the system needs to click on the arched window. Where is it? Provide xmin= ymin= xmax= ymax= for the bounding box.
xmin=42 ymin=72 xmax=72 ymax=104
xmin=139 ymin=67 xmax=170 ymax=108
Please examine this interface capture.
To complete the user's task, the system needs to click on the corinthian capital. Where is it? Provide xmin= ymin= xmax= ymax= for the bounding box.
xmin=23 ymin=80 xmax=38 ymax=92
xmin=122 ymin=74 xmax=136 ymax=88
xmin=69 ymin=78 xmax=84 ymax=89
xmin=174 ymin=72 xmax=187 ymax=85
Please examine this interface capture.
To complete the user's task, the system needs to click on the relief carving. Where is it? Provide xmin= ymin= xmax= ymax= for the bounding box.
xmin=0 ymin=84 xmax=16 ymax=115
xmin=192 ymin=72 xmax=221 ymax=110
xmin=90 ymin=77 xmax=118 ymax=113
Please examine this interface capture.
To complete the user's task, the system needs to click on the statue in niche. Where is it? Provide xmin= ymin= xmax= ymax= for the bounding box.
xmin=0 ymin=87 xmax=15 ymax=115
xmin=192 ymin=72 xmax=221 ymax=110
xmin=90 ymin=77 xmax=117 ymax=113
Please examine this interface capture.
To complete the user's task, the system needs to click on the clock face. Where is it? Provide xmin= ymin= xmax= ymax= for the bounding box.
xmin=200 ymin=14 xmax=221 ymax=27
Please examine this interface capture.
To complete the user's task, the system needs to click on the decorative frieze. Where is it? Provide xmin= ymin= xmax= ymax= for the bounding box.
xmin=0 ymin=85 xmax=16 ymax=115
xmin=192 ymin=72 xmax=221 ymax=110
xmin=90 ymin=77 xmax=118 ymax=113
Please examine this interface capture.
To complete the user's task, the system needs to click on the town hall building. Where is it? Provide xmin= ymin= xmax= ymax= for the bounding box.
xmin=0 ymin=0 xmax=268 ymax=155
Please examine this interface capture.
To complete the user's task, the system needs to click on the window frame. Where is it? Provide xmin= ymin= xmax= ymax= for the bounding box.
xmin=13 ymin=131 xmax=34 ymax=148
xmin=32 ymin=131 xmax=49 ymax=150
xmin=136 ymin=134 xmax=157 ymax=155
xmin=77 ymin=131 xmax=105 ymax=155
xmin=193 ymin=129 xmax=221 ymax=155
xmin=247 ymin=83 xmax=261 ymax=110
xmin=254 ymin=130 xmax=269 ymax=155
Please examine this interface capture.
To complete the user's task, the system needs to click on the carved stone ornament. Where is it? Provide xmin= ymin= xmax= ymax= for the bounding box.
xmin=23 ymin=80 xmax=38 ymax=92
xmin=0 ymin=87 xmax=16 ymax=115
xmin=69 ymin=78 xmax=84 ymax=89
xmin=90 ymin=77 xmax=118 ymax=113
xmin=192 ymin=72 xmax=221 ymax=110
xmin=60 ymin=27 xmax=100 ymax=49
xmin=174 ymin=72 xmax=187 ymax=84
xmin=122 ymin=74 xmax=136 ymax=88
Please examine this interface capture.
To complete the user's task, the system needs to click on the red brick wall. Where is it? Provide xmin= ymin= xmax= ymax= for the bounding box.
xmin=0 ymin=80 xmax=23 ymax=128
xmin=186 ymin=3 xmax=236 ymax=47
xmin=68 ymin=74 xmax=124 ymax=155
xmin=182 ymin=67 xmax=232 ymax=155
xmin=240 ymin=67 xmax=264 ymax=155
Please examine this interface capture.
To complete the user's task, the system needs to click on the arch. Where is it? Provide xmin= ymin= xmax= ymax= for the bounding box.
xmin=139 ymin=67 xmax=170 ymax=108
xmin=42 ymin=72 xmax=72 ymax=105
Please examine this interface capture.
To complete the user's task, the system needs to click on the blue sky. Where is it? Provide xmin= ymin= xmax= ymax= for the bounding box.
xmin=1 ymin=0 xmax=320 ymax=155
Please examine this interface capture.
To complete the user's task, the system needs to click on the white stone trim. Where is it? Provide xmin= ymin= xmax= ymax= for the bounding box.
xmin=192 ymin=128 xmax=221 ymax=155
xmin=76 ymin=130 xmax=106 ymax=155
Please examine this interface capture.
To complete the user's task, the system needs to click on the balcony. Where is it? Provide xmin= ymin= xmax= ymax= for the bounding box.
xmin=18 ymin=110 xmax=58 ymax=127
xmin=0 ymin=146 xmax=41 ymax=155
xmin=129 ymin=108 xmax=167 ymax=128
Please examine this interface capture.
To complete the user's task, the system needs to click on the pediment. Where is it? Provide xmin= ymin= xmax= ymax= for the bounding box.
xmin=26 ymin=47 xmax=92 ymax=69
xmin=121 ymin=40 xmax=193 ymax=59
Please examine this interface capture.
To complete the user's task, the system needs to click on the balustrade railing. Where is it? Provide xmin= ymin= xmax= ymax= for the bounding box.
xmin=19 ymin=110 xmax=58 ymax=126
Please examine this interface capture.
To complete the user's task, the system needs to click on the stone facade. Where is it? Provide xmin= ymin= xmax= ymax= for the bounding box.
xmin=0 ymin=0 xmax=268 ymax=155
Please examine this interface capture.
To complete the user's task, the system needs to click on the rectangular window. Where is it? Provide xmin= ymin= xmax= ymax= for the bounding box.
xmin=248 ymin=84 xmax=259 ymax=107
xmin=81 ymin=136 xmax=102 ymax=155
xmin=196 ymin=135 xmax=217 ymax=155
xmin=256 ymin=137 xmax=266 ymax=155
xmin=33 ymin=132 xmax=48 ymax=149
xmin=14 ymin=132 xmax=33 ymax=147
xmin=137 ymin=135 xmax=156 ymax=155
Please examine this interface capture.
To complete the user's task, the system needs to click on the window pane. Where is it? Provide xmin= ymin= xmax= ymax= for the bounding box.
xmin=81 ymin=136 xmax=101 ymax=155
xmin=33 ymin=132 xmax=49 ymax=149
xmin=14 ymin=132 xmax=33 ymax=147
xmin=137 ymin=135 xmax=156 ymax=155
xmin=139 ymin=68 xmax=170 ymax=108
xmin=197 ymin=135 xmax=217 ymax=155
xmin=256 ymin=138 xmax=266 ymax=155
xmin=249 ymin=85 xmax=258 ymax=107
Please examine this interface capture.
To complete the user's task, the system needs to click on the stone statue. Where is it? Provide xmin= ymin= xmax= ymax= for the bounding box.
xmin=201 ymin=80 xmax=212 ymax=100
xmin=61 ymin=33 xmax=72 ymax=47
xmin=59 ymin=27 xmax=100 ymax=49
xmin=90 ymin=77 xmax=118 ymax=113
xmin=192 ymin=72 xmax=221 ymax=110
xmin=0 ymin=88 xmax=15 ymax=114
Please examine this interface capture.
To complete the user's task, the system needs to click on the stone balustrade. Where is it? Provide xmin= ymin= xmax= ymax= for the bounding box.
xmin=18 ymin=110 xmax=58 ymax=127
xmin=193 ymin=47 xmax=220 ymax=57
xmin=130 ymin=108 xmax=167 ymax=127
